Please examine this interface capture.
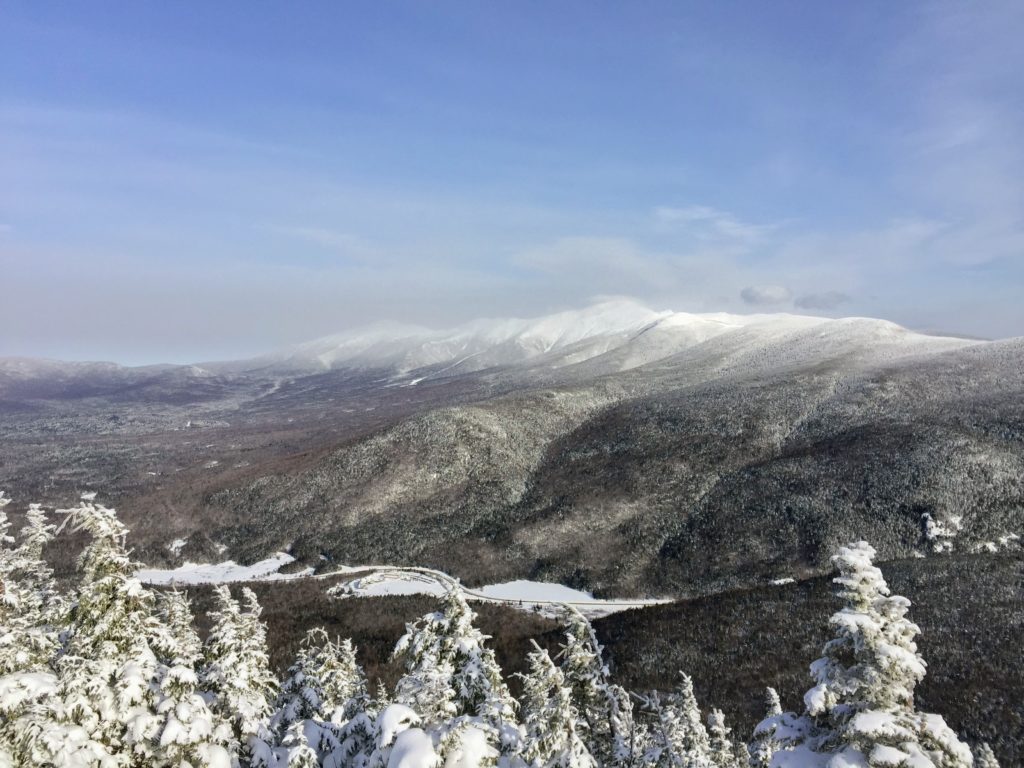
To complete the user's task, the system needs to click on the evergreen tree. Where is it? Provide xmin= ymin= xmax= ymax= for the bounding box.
xmin=747 ymin=688 xmax=782 ymax=768
xmin=774 ymin=541 xmax=974 ymax=767
xmin=202 ymin=585 xmax=275 ymax=753
xmin=707 ymin=709 xmax=739 ymax=768
xmin=281 ymin=720 xmax=320 ymax=768
xmin=272 ymin=628 xmax=329 ymax=738
xmin=638 ymin=674 xmax=713 ymax=768
xmin=393 ymin=589 xmax=519 ymax=751
xmin=559 ymin=606 xmax=639 ymax=766
xmin=519 ymin=641 xmax=596 ymax=768
xmin=973 ymin=742 xmax=999 ymax=768
xmin=153 ymin=589 xmax=203 ymax=668
xmin=319 ymin=635 xmax=371 ymax=724
xmin=43 ymin=499 xmax=166 ymax=765
xmin=0 ymin=502 xmax=61 ymax=676
xmin=150 ymin=590 xmax=232 ymax=767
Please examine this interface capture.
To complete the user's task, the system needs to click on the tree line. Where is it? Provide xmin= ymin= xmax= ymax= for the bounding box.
xmin=0 ymin=493 xmax=1000 ymax=767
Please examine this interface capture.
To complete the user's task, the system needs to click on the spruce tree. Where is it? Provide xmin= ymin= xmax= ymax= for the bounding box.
xmin=393 ymin=589 xmax=519 ymax=751
xmin=280 ymin=720 xmax=320 ymax=767
xmin=519 ymin=641 xmax=596 ymax=768
xmin=272 ymin=628 xmax=329 ymax=739
xmin=638 ymin=673 xmax=713 ymax=767
xmin=775 ymin=541 xmax=974 ymax=767
xmin=559 ymin=606 xmax=638 ymax=766
xmin=150 ymin=590 xmax=232 ymax=767
xmin=0 ymin=502 xmax=61 ymax=676
xmin=319 ymin=635 xmax=371 ymax=724
xmin=202 ymin=585 xmax=275 ymax=754
xmin=748 ymin=687 xmax=782 ymax=768
xmin=46 ymin=499 xmax=165 ymax=765
xmin=973 ymin=742 xmax=1000 ymax=768
xmin=707 ymin=708 xmax=739 ymax=768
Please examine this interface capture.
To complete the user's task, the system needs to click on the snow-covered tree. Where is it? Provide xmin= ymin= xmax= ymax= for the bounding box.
xmin=559 ymin=606 xmax=639 ymax=766
xmin=319 ymin=635 xmax=371 ymax=725
xmin=280 ymin=719 xmax=320 ymax=767
xmin=149 ymin=590 xmax=232 ymax=767
xmin=0 ymin=501 xmax=61 ymax=676
xmin=973 ymin=742 xmax=999 ymax=768
xmin=272 ymin=628 xmax=330 ymax=738
xmin=638 ymin=672 xmax=715 ymax=767
xmin=520 ymin=641 xmax=596 ymax=768
xmin=360 ymin=703 xmax=435 ymax=768
xmin=707 ymin=709 xmax=742 ymax=768
xmin=393 ymin=588 xmax=519 ymax=752
xmin=748 ymin=688 xmax=782 ymax=768
xmin=153 ymin=589 xmax=203 ymax=667
xmin=39 ymin=499 xmax=167 ymax=765
xmin=773 ymin=541 xmax=975 ymax=767
xmin=202 ymin=585 xmax=276 ymax=755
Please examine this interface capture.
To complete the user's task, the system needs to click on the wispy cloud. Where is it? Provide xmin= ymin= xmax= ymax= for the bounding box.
xmin=740 ymin=285 xmax=791 ymax=306
xmin=653 ymin=205 xmax=774 ymax=247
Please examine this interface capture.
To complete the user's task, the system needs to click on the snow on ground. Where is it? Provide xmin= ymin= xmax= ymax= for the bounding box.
xmin=166 ymin=538 xmax=187 ymax=556
xmin=136 ymin=552 xmax=312 ymax=585
xmin=473 ymin=579 xmax=597 ymax=603
xmin=137 ymin=557 xmax=666 ymax=617
xmin=331 ymin=570 xmax=669 ymax=618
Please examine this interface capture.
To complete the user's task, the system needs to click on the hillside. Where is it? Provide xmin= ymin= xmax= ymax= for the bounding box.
xmin=1 ymin=301 xmax=1021 ymax=600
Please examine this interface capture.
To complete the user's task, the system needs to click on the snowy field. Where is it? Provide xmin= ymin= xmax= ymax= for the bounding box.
xmin=136 ymin=556 xmax=669 ymax=617
xmin=134 ymin=552 xmax=315 ymax=585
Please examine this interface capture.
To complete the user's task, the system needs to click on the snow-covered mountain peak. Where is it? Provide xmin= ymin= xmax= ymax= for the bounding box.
xmin=257 ymin=299 xmax=975 ymax=378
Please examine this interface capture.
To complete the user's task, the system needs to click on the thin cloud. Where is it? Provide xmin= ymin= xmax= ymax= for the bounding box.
xmin=740 ymin=285 xmax=791 ymax=306
xmin=795 ymin=291 xmax=851 ymax=310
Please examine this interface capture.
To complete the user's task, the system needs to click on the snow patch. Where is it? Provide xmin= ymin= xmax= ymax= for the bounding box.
xmin=136 ymin=552 xmax=303 ymax=585
xmin=921 ymin=512 xmax=962 ymax=553
xmin=332 ymin=570 xmax=669 ymax=618
xmin=166 ymin=538 xmax=187 ymax=556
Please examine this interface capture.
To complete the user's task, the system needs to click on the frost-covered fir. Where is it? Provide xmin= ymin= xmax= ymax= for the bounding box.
xmin=520 ymin=641 xmax=596 ymax=768
xmin=203 ymin=584 xmax=277 ymax=758
xmin=706 ymin=709 xmax=744 ymax=768
xmin=767 ymin=541 xmax=974 ymax=768
xmin=393 ymin=588 xmax=520 ymax=755
xmin=748 ymin=688 xmax=783 ymax=768
xmin=559 ymin=607 xmax=638 ymax=766
xmin=640 ymin=672 xmax=715 ymax=767
xmin=0 ymin=498 xmax=61 ymax=677
xmin=150 ymin=590 xmax=232 ymax=767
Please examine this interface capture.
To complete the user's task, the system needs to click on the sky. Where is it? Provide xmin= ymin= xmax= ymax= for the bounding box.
xmin=2 ymin=1 xmax=1023 ymax=364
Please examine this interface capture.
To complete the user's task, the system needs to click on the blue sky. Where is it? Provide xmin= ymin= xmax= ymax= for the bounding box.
xmin=2 ymin=1 xmax=1022 ymax=363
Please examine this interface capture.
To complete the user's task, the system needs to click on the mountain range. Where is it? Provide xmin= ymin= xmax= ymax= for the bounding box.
xmin=1 ymin=298 xmax=1021 ymax=599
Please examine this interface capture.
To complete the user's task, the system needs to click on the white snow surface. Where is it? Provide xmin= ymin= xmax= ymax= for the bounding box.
xmin=137 ymin=557 xmax=665 ymax=617
xmin=166 ymin=538 xmax=187 ymax=556
xmin=473 ymin=579 xmax=599 ymax=603
xmin=135 ymin=552 xmax=312 ymax=585
xmin=387 ymin=727 xmax=439 ymax=768
xmin=262 ymin=298 xmax=971 ymax=376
